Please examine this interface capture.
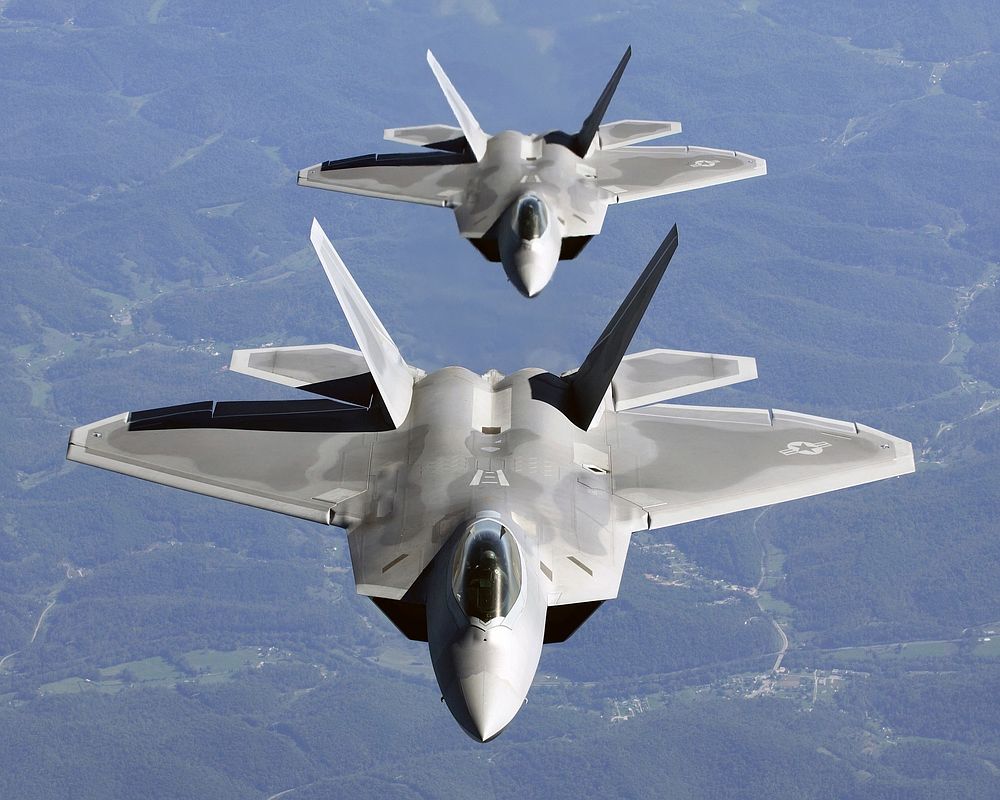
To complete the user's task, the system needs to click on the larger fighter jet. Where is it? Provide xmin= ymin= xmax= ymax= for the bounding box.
xmin=67 ymin=220 xmax=913 ymax=741
xmin=298 ymin=48 xmax=766 ymax=297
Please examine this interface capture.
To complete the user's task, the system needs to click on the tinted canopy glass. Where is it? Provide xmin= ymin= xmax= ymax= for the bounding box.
xmin=514 ymin=195 xmax=548 ymax=241
xmin=451 ymin=519 xmax=522 ymax=623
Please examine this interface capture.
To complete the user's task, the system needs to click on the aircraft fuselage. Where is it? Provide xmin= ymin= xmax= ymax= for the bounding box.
xmin=333 ymin=366 xmax=639 ymax=740
xmin=458 ymin=131 xmax=608 ymax=296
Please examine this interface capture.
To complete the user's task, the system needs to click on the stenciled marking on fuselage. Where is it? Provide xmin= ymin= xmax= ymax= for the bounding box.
xmin=469 ymin=468 xmax=510 ymax=488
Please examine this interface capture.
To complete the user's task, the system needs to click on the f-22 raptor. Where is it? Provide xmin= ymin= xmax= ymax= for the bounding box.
xmin=298 ymin=48 xmax=766 ymax=296
xmin=67 ymin=221 xmax=913 ymax=741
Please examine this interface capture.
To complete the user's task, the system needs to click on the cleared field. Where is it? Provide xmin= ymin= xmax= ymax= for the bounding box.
xmin=181 ymin=647 xmax=265 ymax=673
xmin=974 ymin=638 xmax=1000 ymax=658
xmin=818 ymin=640 xmax=960 ymax=663
xmin=37 ymin=649 xmax=284 ymax=696
xmin=757 ymin=593 xmax=795 ymax=619
xmin=38 ymin=677 xmax=122 ymax=695
xmin=100 ymin=656 xmax=178 ymax=682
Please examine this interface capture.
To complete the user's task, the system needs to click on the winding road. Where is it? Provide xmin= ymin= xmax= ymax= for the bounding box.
xmin=30 ymin=599 xmax=57 ymax=644
xmin=751 ymin=508 xmax=790 ymax=674
xmin=0 ymin=596 xmax=59 ymax=671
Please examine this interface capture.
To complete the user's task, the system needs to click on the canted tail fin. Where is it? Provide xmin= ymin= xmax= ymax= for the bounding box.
xmin=573 ymin=46 xmax=632 ymax=157
xmin=530 ymin=224 xmax=679 ymax=430
xmin=309 ymin=219 xmax=415 ymax=428
xmin=426 ymin=50 xmax=489 ymax=161
xmin=126 ymin=222 xmax=416 ymax=434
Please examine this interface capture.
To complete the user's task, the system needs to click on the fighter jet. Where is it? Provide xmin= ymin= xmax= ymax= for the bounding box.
xmin=67 ymin=220 xmax=913 ymax=741
xmin=298 ymin=48 xmax=766 ymax=297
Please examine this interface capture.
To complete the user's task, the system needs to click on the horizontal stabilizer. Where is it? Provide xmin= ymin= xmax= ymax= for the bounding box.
xmin=613 ymin=348 xmax=757 ymax=410
xmin=231 ymin=343 xmax=369 ymax=388
xmin=310 ymin=219 xmax=415 ymax=428
xmin=384 ymin=124 xmax=466 ymax=150
xmin=231 ymin=344 xmax=424 ymax=392
xmin=598 ymin=119 xmax=681 ymax=149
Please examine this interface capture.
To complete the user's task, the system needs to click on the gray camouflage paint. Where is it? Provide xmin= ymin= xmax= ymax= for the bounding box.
xmin=68 ymin=355 xmax=912 ymax=739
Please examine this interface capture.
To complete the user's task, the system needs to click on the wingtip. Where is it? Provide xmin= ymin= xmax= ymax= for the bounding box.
xmin=426 ymin=49 xmax=438 ymax=67
xmin=309 ymin=217 xmax=325 ymax=244
xmin=309 ymin=219 xmax=344 ymax=273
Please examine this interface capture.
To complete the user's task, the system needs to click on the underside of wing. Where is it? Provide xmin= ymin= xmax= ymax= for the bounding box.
xmin=610 ymin=404 xmax=914 ymax=530
xmin=67 ymin=414 xmax=374 ymax=525
xmin=298 ymin=155 xmax=475 ymax=207
xmin=591 ymin=145 xmax=766 ymax=203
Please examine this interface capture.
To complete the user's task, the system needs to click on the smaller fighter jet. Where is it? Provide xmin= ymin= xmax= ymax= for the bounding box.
xmin=298 ymin=47 xmax=766 ymax=297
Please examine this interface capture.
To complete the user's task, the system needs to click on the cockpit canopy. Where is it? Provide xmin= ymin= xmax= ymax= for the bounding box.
xmin=451 ymin=519 xmax=522 ymax=623
xmin=514 ymin=194 xmax=548 ymax=241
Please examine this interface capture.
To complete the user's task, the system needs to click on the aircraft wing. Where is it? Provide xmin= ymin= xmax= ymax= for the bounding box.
xmin=609 ymin=404 xmax=914 ymax=529
xmin=591 ymin=145 xmax=765 ymax=203
xmin=67 ymin=414 xmax=374 ymax=526
xmin=298 ymin=154 xmax=475 ymax=207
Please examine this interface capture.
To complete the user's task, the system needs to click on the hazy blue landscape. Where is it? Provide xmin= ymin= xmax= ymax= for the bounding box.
xmin=1 ymin=0 xmax=998 ymax=797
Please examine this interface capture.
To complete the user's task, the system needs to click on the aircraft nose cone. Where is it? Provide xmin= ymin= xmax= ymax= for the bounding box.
xmin=509 ymin=249 xmax=557 ymax=298
xmin=458 ymin=670 xmax=523 ymax=742
xmin=518 ymin=269 xmax=547 ymax=299
xmin=431 ymin=625 xmax=533 ymax=742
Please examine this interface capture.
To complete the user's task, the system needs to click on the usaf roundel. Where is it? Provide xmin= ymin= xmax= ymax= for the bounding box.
xmin=780 ymin=441 xmax=832 ymax=456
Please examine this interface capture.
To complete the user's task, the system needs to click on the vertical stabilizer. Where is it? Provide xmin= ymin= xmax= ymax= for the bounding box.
xmin=574 ymin=46 xmax=632 ymax=157
xmin=309 ymin=219 xmax=414 ymax=428
xmin=426 ymin=50 xmax=489 ymax=161
xmin=530 ymin=224 xmax=679 ymax=430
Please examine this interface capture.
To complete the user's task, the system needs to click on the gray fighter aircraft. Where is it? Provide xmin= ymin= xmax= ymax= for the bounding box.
xmin=298 ymin=48 xmax=766 ymax=297
xmin=67 ymin=220 xmax=913 ymax=741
